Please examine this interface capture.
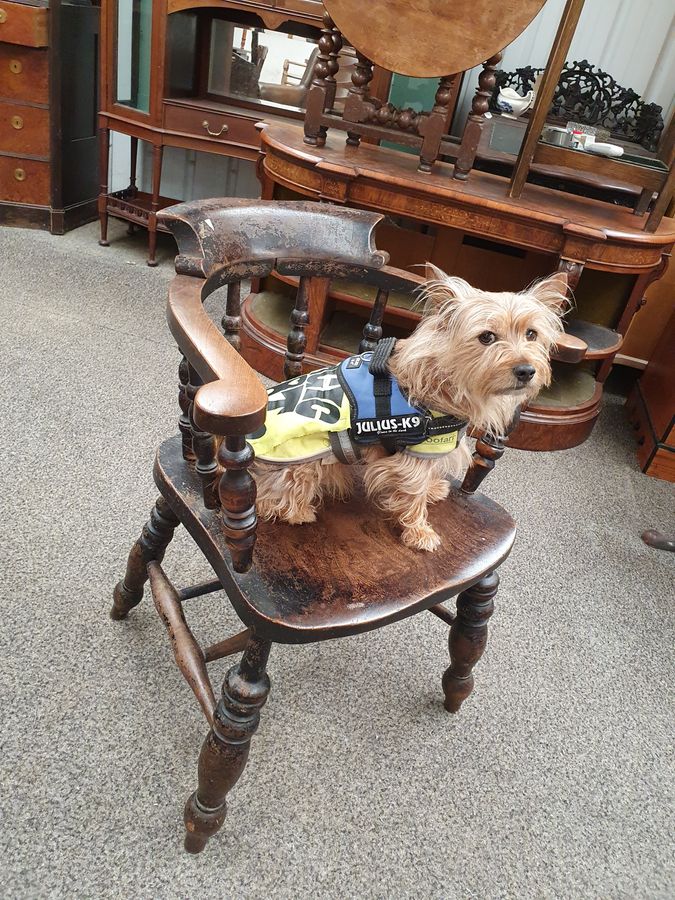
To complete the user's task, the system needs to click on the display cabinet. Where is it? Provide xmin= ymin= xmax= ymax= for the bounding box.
xmin=98 ymin=0 xmax=398 ymax=264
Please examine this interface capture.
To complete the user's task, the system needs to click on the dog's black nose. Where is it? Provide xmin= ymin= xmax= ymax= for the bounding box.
xmin=513 ymin=364 xmax=536 ymax=382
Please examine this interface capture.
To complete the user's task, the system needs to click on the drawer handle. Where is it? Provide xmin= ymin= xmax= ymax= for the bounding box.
xmin=202 ymin=119 xmax=228 ymax=137
xmin=11 ymin=115 xmax=23 ymax=130
xmin=9 ymin=60 xmax=23 ymax=75
xmin=0 ymin=10 xmax=7 ymax=23
xmin=14 ymin=168 xmax=26 ymax=182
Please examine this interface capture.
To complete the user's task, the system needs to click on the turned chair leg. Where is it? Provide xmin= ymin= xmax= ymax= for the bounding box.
xmin=184 ymin=636 xmax=272 ymax=853
xmin=442 ymin=572 xmax=498 ymax=712
xmin=111 ymin=496 xmax=180 ymax=620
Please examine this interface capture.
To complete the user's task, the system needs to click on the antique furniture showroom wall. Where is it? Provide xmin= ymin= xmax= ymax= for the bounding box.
xmin=94 ymin=0 xmax=674 ymax=455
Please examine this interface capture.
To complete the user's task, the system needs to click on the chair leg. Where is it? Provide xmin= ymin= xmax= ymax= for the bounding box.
xmin=111 ymin=496 xmax=180 ymax=620
xmin=184 ymin=636 xmax=272 ymax=854
xmin=442 ymin=572 xmax=498 ymax=712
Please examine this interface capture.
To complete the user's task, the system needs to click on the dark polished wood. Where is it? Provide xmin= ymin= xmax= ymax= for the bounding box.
xmin=112 ymin=200 xmax=522 ymax=852
xmin=154 ymin=434 xmax=516 ymax=643
xmin=149 ymin=560 xmax=217 ymax=724
xmin=626 ymin=304 xmax=675 ymax=482
xmin=184 ymin=634 xmax=272 ymax=854
xmin=111 ymin=496 xmax=181 ymax=620
xmin=442 ymin=572 xmax=499 ymax=712
xmin=455 ymin=53 xmax=502 ymax=181
xmin=0 ymin=0 xmax=99 ymax=232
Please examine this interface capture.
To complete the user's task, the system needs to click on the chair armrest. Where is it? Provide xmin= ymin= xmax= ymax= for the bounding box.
xmin=551 ymin=330 xmax=588 ymax=363
xmin=167 ymin=275 xmax=268 ymax=436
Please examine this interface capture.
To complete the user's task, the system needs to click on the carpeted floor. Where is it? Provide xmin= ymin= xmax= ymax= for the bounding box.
xmin=1 ymin=220 xmax=674 ymax=900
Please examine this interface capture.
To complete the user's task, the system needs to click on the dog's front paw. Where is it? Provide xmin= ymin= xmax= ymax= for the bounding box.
xmin=401 ymin=524 xmax=442 ymax=552
xmin=285 ymin=509 xmax=317 ymax=526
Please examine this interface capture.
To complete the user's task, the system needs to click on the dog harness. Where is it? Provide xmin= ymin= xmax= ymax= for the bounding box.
xmin=248 ymin=338 xmax=467 ymax=465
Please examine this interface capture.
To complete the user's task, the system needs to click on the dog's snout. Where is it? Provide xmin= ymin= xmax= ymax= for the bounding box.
xmin=513 ymin=364 xmax=536 ymax=382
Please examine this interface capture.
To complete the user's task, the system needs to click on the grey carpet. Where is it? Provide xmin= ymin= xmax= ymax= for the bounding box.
xmin=1 ymin=220 xmax=673 ymax=900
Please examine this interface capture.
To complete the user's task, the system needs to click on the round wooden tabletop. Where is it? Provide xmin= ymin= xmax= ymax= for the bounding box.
xmin=323 ymin=0 xmax=548 ymax=77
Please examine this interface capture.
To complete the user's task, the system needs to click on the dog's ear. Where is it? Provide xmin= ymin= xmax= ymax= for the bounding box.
xmin=528 ymin=272 xmax=570 ymax=315
xmin=421 ymin=264 xmax=474 ymax=313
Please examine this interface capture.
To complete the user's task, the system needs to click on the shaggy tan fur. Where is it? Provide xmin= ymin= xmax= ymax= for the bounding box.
xmin=254 ymin=269 xmax=567 ymax=550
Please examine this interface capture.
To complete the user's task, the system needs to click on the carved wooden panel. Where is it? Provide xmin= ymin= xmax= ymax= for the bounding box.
xmin=492 ymin=60 xmax=665 ymax=151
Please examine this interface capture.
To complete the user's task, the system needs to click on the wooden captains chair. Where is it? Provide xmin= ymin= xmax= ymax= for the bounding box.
xmin=111 ymin=199 xmax=517 ymax=853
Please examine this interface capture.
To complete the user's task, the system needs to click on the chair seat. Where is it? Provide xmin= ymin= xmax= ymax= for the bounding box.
xmin=155 ymin=435 xmax=516 ymax=643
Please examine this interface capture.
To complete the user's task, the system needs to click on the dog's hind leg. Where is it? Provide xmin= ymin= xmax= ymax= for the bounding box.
xmin=254 ymin=460 xmax=329 ymax=525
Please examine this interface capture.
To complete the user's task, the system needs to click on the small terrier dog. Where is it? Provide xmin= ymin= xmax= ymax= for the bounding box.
xmin=251 ymin=269 xmax=567 ymax=551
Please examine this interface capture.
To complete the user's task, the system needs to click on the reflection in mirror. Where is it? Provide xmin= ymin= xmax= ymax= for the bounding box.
xmin=166 ymin=13 xmax=355 ymax=113
xmin=209 ymin=24 xmax=323 ymax=108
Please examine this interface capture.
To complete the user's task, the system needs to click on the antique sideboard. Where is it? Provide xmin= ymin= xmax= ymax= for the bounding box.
xmin=247 ymin=122 xmax=675 ymax=452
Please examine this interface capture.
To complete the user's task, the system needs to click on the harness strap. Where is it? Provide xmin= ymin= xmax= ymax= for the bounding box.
xmin=368 ymin=337 xmax=398 ymax=454
xmin=427 ymin=414 xmax=468 ymax=435
xmin=369 ymin=336 xmax=397 ymax=375
xmin=329 ymin=430 xmax=361 ymax=465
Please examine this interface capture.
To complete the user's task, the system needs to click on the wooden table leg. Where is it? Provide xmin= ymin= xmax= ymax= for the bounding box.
xmin=147 ymin=143 xmax=164 ymax=267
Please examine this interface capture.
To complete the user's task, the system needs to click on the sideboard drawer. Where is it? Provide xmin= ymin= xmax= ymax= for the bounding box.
xmin=0 ymin=43 xmax=48 ymax=103
xmin=0 ymin=153 xmax=48 ymax=202
xmin=164 ymin=102 xmax=262 ymax=152
xmin=0 ymin=99 xmax=48 ymax=155
xmin=0 ymin=1 xmax=48 ymax=48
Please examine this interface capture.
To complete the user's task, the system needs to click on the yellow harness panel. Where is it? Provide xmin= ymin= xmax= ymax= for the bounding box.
xmin=248 ymin=371 xmax=461 ymax=465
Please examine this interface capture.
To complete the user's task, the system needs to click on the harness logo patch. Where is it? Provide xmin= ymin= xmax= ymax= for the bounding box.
xmin=354 ymin=415 xmax=424 ymax=437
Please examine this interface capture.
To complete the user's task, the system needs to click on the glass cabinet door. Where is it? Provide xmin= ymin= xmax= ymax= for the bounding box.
xmin=115 ymin=0 xmax=153 ymax=112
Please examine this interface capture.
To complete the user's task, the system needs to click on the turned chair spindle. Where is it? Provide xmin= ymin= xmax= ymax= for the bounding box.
xmin=418 ymin=74 xmax=457 ymax=174
xmin=222 ymin=280 xmax=242 ymax=352
xmin=345 ymin=53 xmax=374 ymax=148
xmin=359 ymin=287 xmax=390 ymax=352
xmin=326 ymin=19 xmax=343 ymax=112
xmin=178 ymin=355 xmax=195 ymax=461
xmin=455 ymin=52 xmax=503 ymax=181
xmin=461 ymin=410 xmax=520 ymax=494
xmin=187 ymin=363 xmax=220 ymax=509
xmin=303 ymin=13 xmax=335 ymax=146
xmin=284 ymin=274 xmax=311 ymax=379
xmin=217 ymin=435 xmax=258 ymax=574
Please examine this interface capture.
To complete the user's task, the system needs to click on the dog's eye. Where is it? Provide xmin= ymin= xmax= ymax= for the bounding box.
xmin=525 ymin=329 xmax=538 ymax=341
xmin=478 ymin=331 xmax=497 ymax=345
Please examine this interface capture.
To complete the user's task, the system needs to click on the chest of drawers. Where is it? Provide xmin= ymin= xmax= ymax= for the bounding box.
xmin=0 ymin=0 xmax=99 ymax=233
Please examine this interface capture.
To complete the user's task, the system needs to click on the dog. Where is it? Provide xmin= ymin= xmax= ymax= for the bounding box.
xmin=249 ymin=269 xmax=567 ymax=551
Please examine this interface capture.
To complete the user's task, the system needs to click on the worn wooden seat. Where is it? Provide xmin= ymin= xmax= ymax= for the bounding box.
xmin=155 ymin=435 xmax=515 ymax=642
xmin=112 ymin=199 xmax=520 ymax=854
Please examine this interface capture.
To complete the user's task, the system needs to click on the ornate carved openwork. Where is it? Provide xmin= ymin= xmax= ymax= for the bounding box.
xmin=491 ymin=60 xmax=664 ymax=151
